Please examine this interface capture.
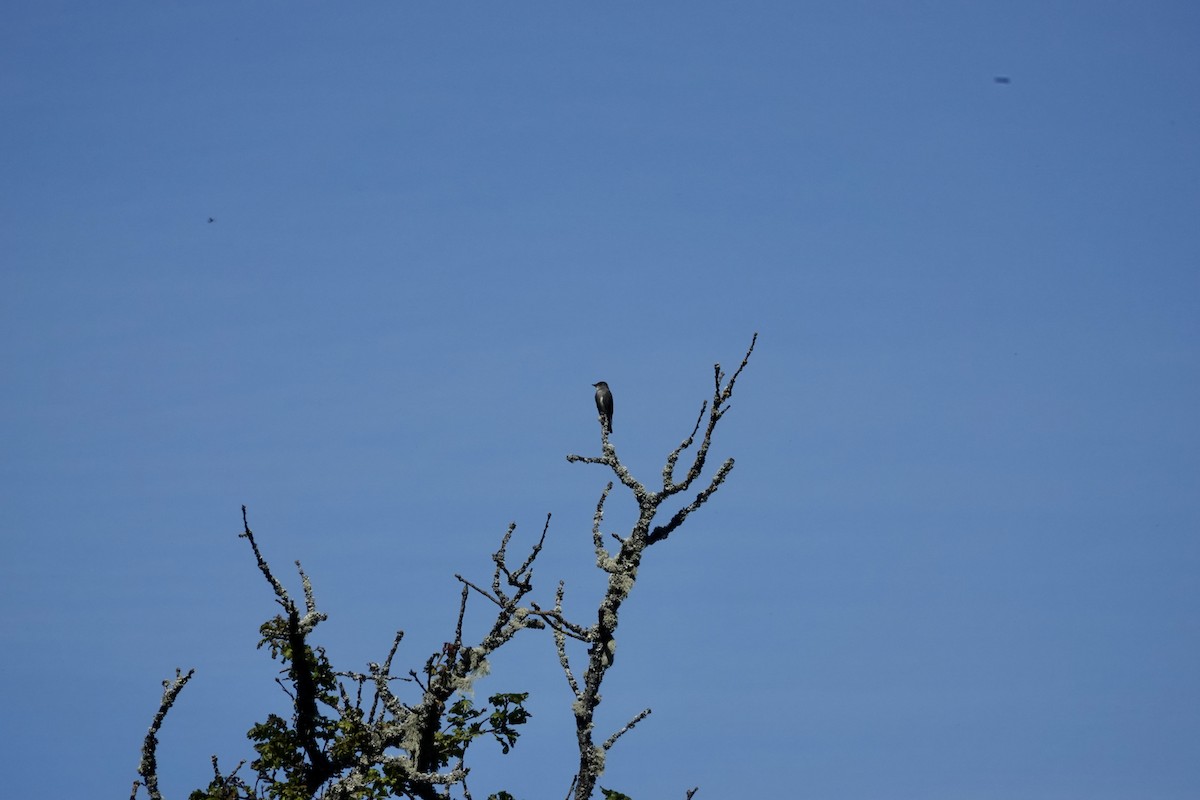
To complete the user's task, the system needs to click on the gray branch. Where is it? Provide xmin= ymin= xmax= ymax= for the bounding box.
xmin=561 ymin=333 xmax=757 ymax=800
xmin=132 ymin=667 xmax=195 ymax=800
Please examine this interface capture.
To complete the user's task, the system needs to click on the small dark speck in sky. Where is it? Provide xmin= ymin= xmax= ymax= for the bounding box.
xmin=994 ymin=76 xmax=1011 ymax=84
xmin=208 ymin=217 xmax=215 ymax=223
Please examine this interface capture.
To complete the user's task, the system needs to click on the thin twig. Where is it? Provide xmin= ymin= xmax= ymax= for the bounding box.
xmin=602 ymin=708 xmax=652 ymax=751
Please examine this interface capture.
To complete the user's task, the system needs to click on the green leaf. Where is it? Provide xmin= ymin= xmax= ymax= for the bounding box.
xmin=600 ymin=788 xmax=634 ymax=800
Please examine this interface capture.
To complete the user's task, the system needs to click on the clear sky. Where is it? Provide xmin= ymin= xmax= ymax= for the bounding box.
xmin=2 ymin=2 xmax=1198 ymax=798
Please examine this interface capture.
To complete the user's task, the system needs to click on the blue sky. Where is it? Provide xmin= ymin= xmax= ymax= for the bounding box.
xmin=2 ymin=2 xmax=1198 ymax=798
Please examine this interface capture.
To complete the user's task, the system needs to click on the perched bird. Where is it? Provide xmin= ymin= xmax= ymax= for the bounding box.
xmin=593 ymin=381 xmax=613 ymax=434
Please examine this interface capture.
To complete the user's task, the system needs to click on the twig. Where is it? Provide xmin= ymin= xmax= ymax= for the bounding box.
xmin=602 ymin=708 xmax=652 ymax=751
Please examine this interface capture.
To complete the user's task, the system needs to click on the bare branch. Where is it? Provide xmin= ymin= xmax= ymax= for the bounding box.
xmin=239 ymin=505 xmax=289 ymax=602
xmin=590 ymin=483 xmax=617 ymax=571
xmin=663 ymin=402 xmax=707 ymax=487
xmin=298 ymin=561 xmax=319 ymax=615
xmin=491 ymin=522 xmax=518 ymax=598
xmin=563 ymin=334 xmax=757 ymax=800
xmin=648 ymin=457 xmax=736 ymax=545
xmin=602 ymin=707 xmax=652 ymax=751
xmin=383 ymin=628 xmax=405 ymax=672
xmin=134 ymin=667 xmax=195 ymax=800
xmin=511 ymin=513 xmax=552 ymax=581
xmin=456 ymin=573 xmax=499 ymax=604
xmin=527 ymin=603 xmax=591 ymax=642
xmin=454 ymin=583 xmax=469 ymax=646
xmin=545 ymin=581 xmax=583 ymax=696
xmin=565 ymin=453 xmax=608 ymax=465
xmin=368 ymin=658 xmax=409 ymax=719
xmin=722 ymin=331 xmax=757 ymax=401
xmin=662 ymin=333 xmax=757 ymax=499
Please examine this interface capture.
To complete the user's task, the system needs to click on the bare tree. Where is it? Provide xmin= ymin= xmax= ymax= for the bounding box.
xmin=132 ymin=334 xmax=757 ymax=800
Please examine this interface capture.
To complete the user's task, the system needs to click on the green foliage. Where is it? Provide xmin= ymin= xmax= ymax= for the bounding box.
xmin=435 ymin=692 xmax=531 ymax=759
xmin=188 ymin=780 xmax=245 ymax=800
xmin=247 ymin=714 xmax=311 ymax=798
xmin=188 ymin=610 xmax=531 ymax=799
xmin=599 ymin=789 xmax=633 ymax=800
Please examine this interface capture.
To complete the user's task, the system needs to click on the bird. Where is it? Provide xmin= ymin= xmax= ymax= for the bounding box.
xmin=207 ymin=217 xmax=215 ymax=223
xmin=993 ymin=76 xmax=1011 ymax=84
xmin=593 ymin=381 xmax=613 ymax=434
